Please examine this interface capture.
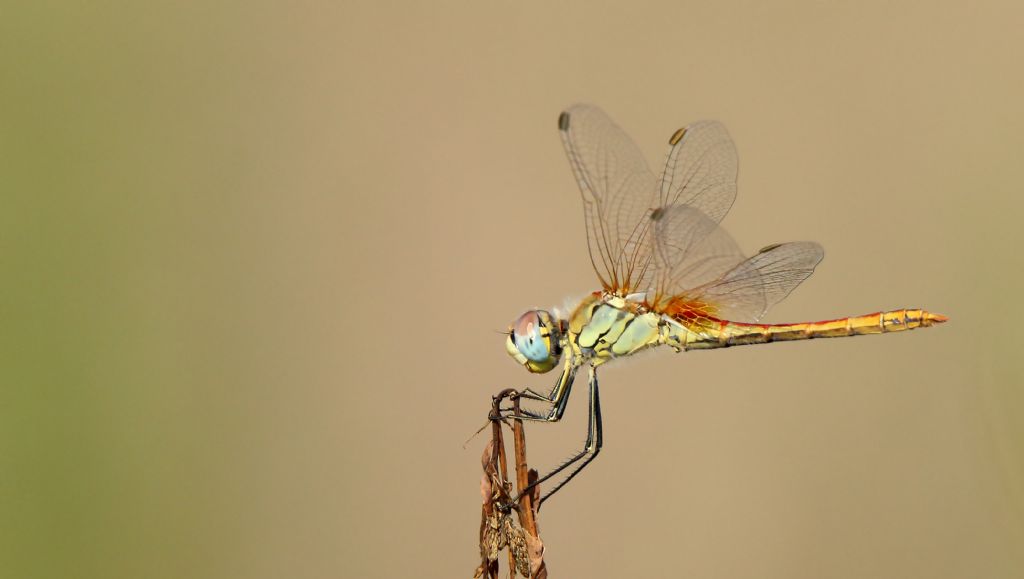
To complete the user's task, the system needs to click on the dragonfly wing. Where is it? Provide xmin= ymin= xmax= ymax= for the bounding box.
xmin=558 ymin=104 xmax=658 ymax=293
xmin=689 ymin=241 xmax=825 ymax=322
xmin=557 ymin=108 xmax=821 ymax=324
xmin=646 ymin=120 xmax=740 ymax=304
xmin=658 ymin=120 xmax=738 ymax=227
xmin=651 ymin=205 xmax=747 ymax=296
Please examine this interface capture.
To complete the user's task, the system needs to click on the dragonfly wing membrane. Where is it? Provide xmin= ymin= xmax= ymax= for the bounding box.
xmin=559 ymin=104 xmax=658 ymax=293
xmin=645 ymin=120 xmax=742 ymax=304
xmin=651 ymin=205 xmax=747 ymax=303
xmin=690 ymin=241 xmax=825 ymax=322
xmin=659 ymin=120 xmax=738 ymax=226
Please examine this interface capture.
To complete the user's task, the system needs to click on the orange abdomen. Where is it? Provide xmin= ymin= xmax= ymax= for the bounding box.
xmin=674 ymin=309 xmax=948 ymax=350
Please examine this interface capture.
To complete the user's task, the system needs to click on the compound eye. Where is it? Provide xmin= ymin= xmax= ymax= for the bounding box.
xmin=512 ymin=311 xmax=550 ymax=363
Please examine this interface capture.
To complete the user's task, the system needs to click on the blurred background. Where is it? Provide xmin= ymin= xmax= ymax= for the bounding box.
xmin=2 ymin=1 xmax=1022 ymax=578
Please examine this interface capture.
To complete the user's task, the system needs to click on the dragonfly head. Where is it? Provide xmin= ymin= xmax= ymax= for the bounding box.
xmin=505 ymin=309 xmax=563 ymax=373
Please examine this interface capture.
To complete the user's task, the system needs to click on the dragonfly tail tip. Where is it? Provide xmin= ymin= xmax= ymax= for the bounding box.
xmin=926 ymin=312 xmax=948 ymax=324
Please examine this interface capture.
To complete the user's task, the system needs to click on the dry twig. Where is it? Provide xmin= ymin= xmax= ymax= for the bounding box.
xmin=474 ymin=390 xmax=548 ymax=578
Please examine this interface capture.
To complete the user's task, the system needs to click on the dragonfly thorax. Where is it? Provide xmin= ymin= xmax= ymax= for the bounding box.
xmin=566 ymin=293 xmax=663 ymax=363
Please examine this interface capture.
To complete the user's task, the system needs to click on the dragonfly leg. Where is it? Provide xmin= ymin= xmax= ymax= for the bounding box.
xmin=501 ymin=360 xmax=579 ymax=422
xmin=516 ymin=387 xmax=553 ymax=402
xmin=513 ymin=365 xmax=603 ymax=509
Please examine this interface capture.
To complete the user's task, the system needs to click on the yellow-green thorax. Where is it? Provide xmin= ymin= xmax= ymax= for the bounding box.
xmin=567 ymin=293 xmax=663 ymax=365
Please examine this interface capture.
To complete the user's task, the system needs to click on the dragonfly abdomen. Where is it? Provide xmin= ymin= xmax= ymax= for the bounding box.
xmin=675 ymin=309 xmax=947 ymax=350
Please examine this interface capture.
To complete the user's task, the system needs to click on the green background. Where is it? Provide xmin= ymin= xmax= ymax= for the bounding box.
xmin=2 ymin=2 xmax=1022 ymax=577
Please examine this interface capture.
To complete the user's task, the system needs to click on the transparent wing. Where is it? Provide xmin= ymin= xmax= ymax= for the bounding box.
xmin=648 ymin=120 xmax=740 ymax=303
xmin=558 ymin=104 xmax=658 ymax=293
xmin=687 ymin=241 xmax=825 ymax=322
xmin=658 ymin=120 xmax=738 ymax=228
xmin=557 ymin=107 xmax=820 ymax=323
xmin=651 ymin=205 xmax=747 ymax=295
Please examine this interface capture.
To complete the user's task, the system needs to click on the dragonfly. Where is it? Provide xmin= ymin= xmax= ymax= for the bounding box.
xmin=504 ymin=104 xmax=947 ymax=508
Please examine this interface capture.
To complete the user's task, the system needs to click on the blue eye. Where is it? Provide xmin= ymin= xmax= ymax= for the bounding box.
xmin=507 ymin=309 xmax=563 ymax=373
xmin=515 ymin=320 xmax=550 ymax=362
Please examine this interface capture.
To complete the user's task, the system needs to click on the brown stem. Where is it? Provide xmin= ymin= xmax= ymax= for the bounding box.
xmin=512 ymin=396 xmax=539 ymax=534
xmin=476 ymin=389 xmax=548 ymax=579
xmin=513 ymin=396 xmax=547 ymax=579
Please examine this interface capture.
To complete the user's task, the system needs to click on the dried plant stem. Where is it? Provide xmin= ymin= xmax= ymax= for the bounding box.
xmin=511 ymin=397 xmax=546 ymax=578
xmin=474 ymin=390 xmax=548 ymax=579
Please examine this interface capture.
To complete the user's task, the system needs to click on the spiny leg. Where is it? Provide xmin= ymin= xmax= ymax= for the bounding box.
xmin=539 ymin=369 xmax=602 ymax=507
xmin=502 ymin=360 xmax=578 ymax=421
xmin=514 ymin=366 xmax=603 ymax=508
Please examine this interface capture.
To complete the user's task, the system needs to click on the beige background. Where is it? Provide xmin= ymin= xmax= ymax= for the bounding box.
xmin=2 ymin=1 xmax=1023 ymax=578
